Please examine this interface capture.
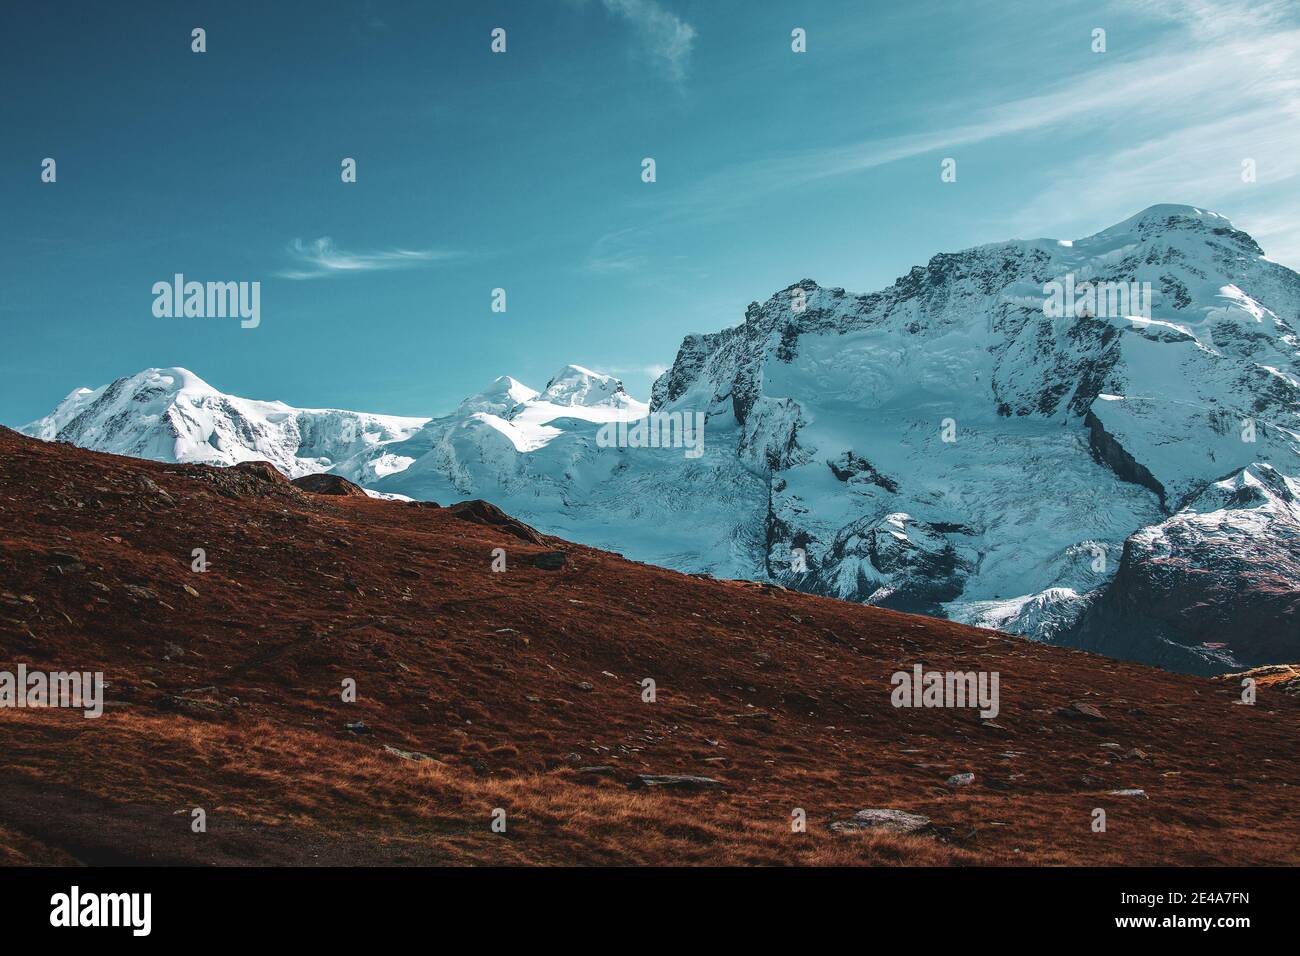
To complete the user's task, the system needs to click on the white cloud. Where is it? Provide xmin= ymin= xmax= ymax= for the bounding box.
xmin=1126 ymin=0 xmax=1292 ymax=37
xmin=608 ymin=0 xmax=1300 ymax=266
xmin=687 ymin=30 xmax=1295 ymax=211
xmin=583 ymin=227 xmax=650 ymax=273
xmin=572 ymin=0 xmax=696 ymax=83
xmin=278 ymin=237 xmax=460 ymax=280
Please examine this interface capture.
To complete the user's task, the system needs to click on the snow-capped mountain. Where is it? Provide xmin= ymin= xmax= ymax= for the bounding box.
xmin=22 ymin=205 xmax=1300 ymax=675
xmin=645 ymin=204 xmax=1300 ymax=674
xmin=21 ymin=367 xmax=427 ymax=479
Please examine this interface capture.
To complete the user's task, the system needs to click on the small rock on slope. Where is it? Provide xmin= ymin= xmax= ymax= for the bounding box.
xmin=829 ymin=808 xmax=931 ymax=835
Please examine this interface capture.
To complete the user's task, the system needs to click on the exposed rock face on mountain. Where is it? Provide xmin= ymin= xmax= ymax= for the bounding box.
xmin=21 ymin=206 xmax=1300 ymax=674
xmin=1067 ymin=465 xmax=1300 ymax=670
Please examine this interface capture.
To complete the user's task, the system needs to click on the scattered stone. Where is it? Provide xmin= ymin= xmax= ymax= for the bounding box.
xmin=159 ymin=695 xmax=217 ymax=714
xmin=1060 ymin=701 xmax=1107 ymax=721
xmin=49 ymin=551 xmax=81 ymax=566
xmin=575 ymin=765 xmax=617 ymax=776
xmin=135 ymin=474 xmax=175 ymax=505
xmin=628 ymin=774 xmax=723 ymax=791
xmin=947 ymin=772 xmax=975 ymax=786
xmin=123 ymin=585 xmax=158 ymax=601
xmin=182 ymin=584 xmax=200 ymax=597
xmin=576 ymin=681 xmax=594 ymax=692
xmin=829 ymin=808 xmax=931 ymax=835
xmin=345 ymin=721 xmax=371 ymax=735
xmin=383 ymin=744 xmax=434 ymax=763
xmin=1107 ymin=788 xmax=1148 ymax=798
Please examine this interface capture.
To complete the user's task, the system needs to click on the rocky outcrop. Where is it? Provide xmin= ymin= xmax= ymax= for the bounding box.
xmin=1064 ymin=465 xmax=1300 ymax=674
xmin=291 ymin=473 xmax=368 ymax=497
xmin=444 ymin=499 xmax=546 ymax=544
xmin=1084 ymin=410 xmax=1167 ymax=510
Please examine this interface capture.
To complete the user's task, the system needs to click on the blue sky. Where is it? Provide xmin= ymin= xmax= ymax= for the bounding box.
xmin=3 ymin=0 xmax=1299 ymax=425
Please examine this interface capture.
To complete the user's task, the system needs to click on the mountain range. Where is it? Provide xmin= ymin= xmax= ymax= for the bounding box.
xmin=21 ymin=205 xmax=1300 ymax=675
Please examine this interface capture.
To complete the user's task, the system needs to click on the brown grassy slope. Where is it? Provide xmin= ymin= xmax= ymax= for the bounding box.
xmin=0 ymin=426 xmax=1295 ymax=866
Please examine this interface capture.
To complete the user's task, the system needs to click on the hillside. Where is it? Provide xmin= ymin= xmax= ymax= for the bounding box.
xmin=0 ymin=426 xmax=1296 ymax=866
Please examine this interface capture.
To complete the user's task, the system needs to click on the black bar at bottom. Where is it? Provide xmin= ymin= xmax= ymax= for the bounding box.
xmin=0 ymin=865 xmax=1281 ymax=940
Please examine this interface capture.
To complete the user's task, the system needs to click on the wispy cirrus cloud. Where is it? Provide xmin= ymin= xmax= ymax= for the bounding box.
xmin=1126 ymin=0 xmax=1293 ymax=36
xmin=592 ymin=0 xmax=1300 ymax=267
xmin=1005 ymin=0 xmax=1300 ymax=256
xmin=582 ymin=227 xmax=650 ymax=273
xmin=277 ymin=237 xmax=461 ymax=280
xmin=570 ymin=0 xmax=696 ymax=83
xmin=677 ymin=26 xmax=1298 ymax=218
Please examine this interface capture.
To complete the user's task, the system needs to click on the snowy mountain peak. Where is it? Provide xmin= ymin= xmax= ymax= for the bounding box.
xmin=457 ymin=375 xmax=541 ymax=417
xmin=484 ymin=375 xmax=539 ymax=402
xmin=21 ymin=368 xmax=428 ymax=478
xmin=32 ymin=367 xmax=218 ymax=441
xmin=112 ymin=366 xmax=222 ymax=399
xmin=646 ymin=204 xmax=1300 ymax=672
xmin=539 ymin=364 xmax=632 ymax=408
xmin=1090 ymin=203 xmax=1233 ymax=236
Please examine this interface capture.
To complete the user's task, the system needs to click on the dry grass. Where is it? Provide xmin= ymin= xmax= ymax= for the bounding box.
xmin=1 ymin=426 xmax=1298 ymax=866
